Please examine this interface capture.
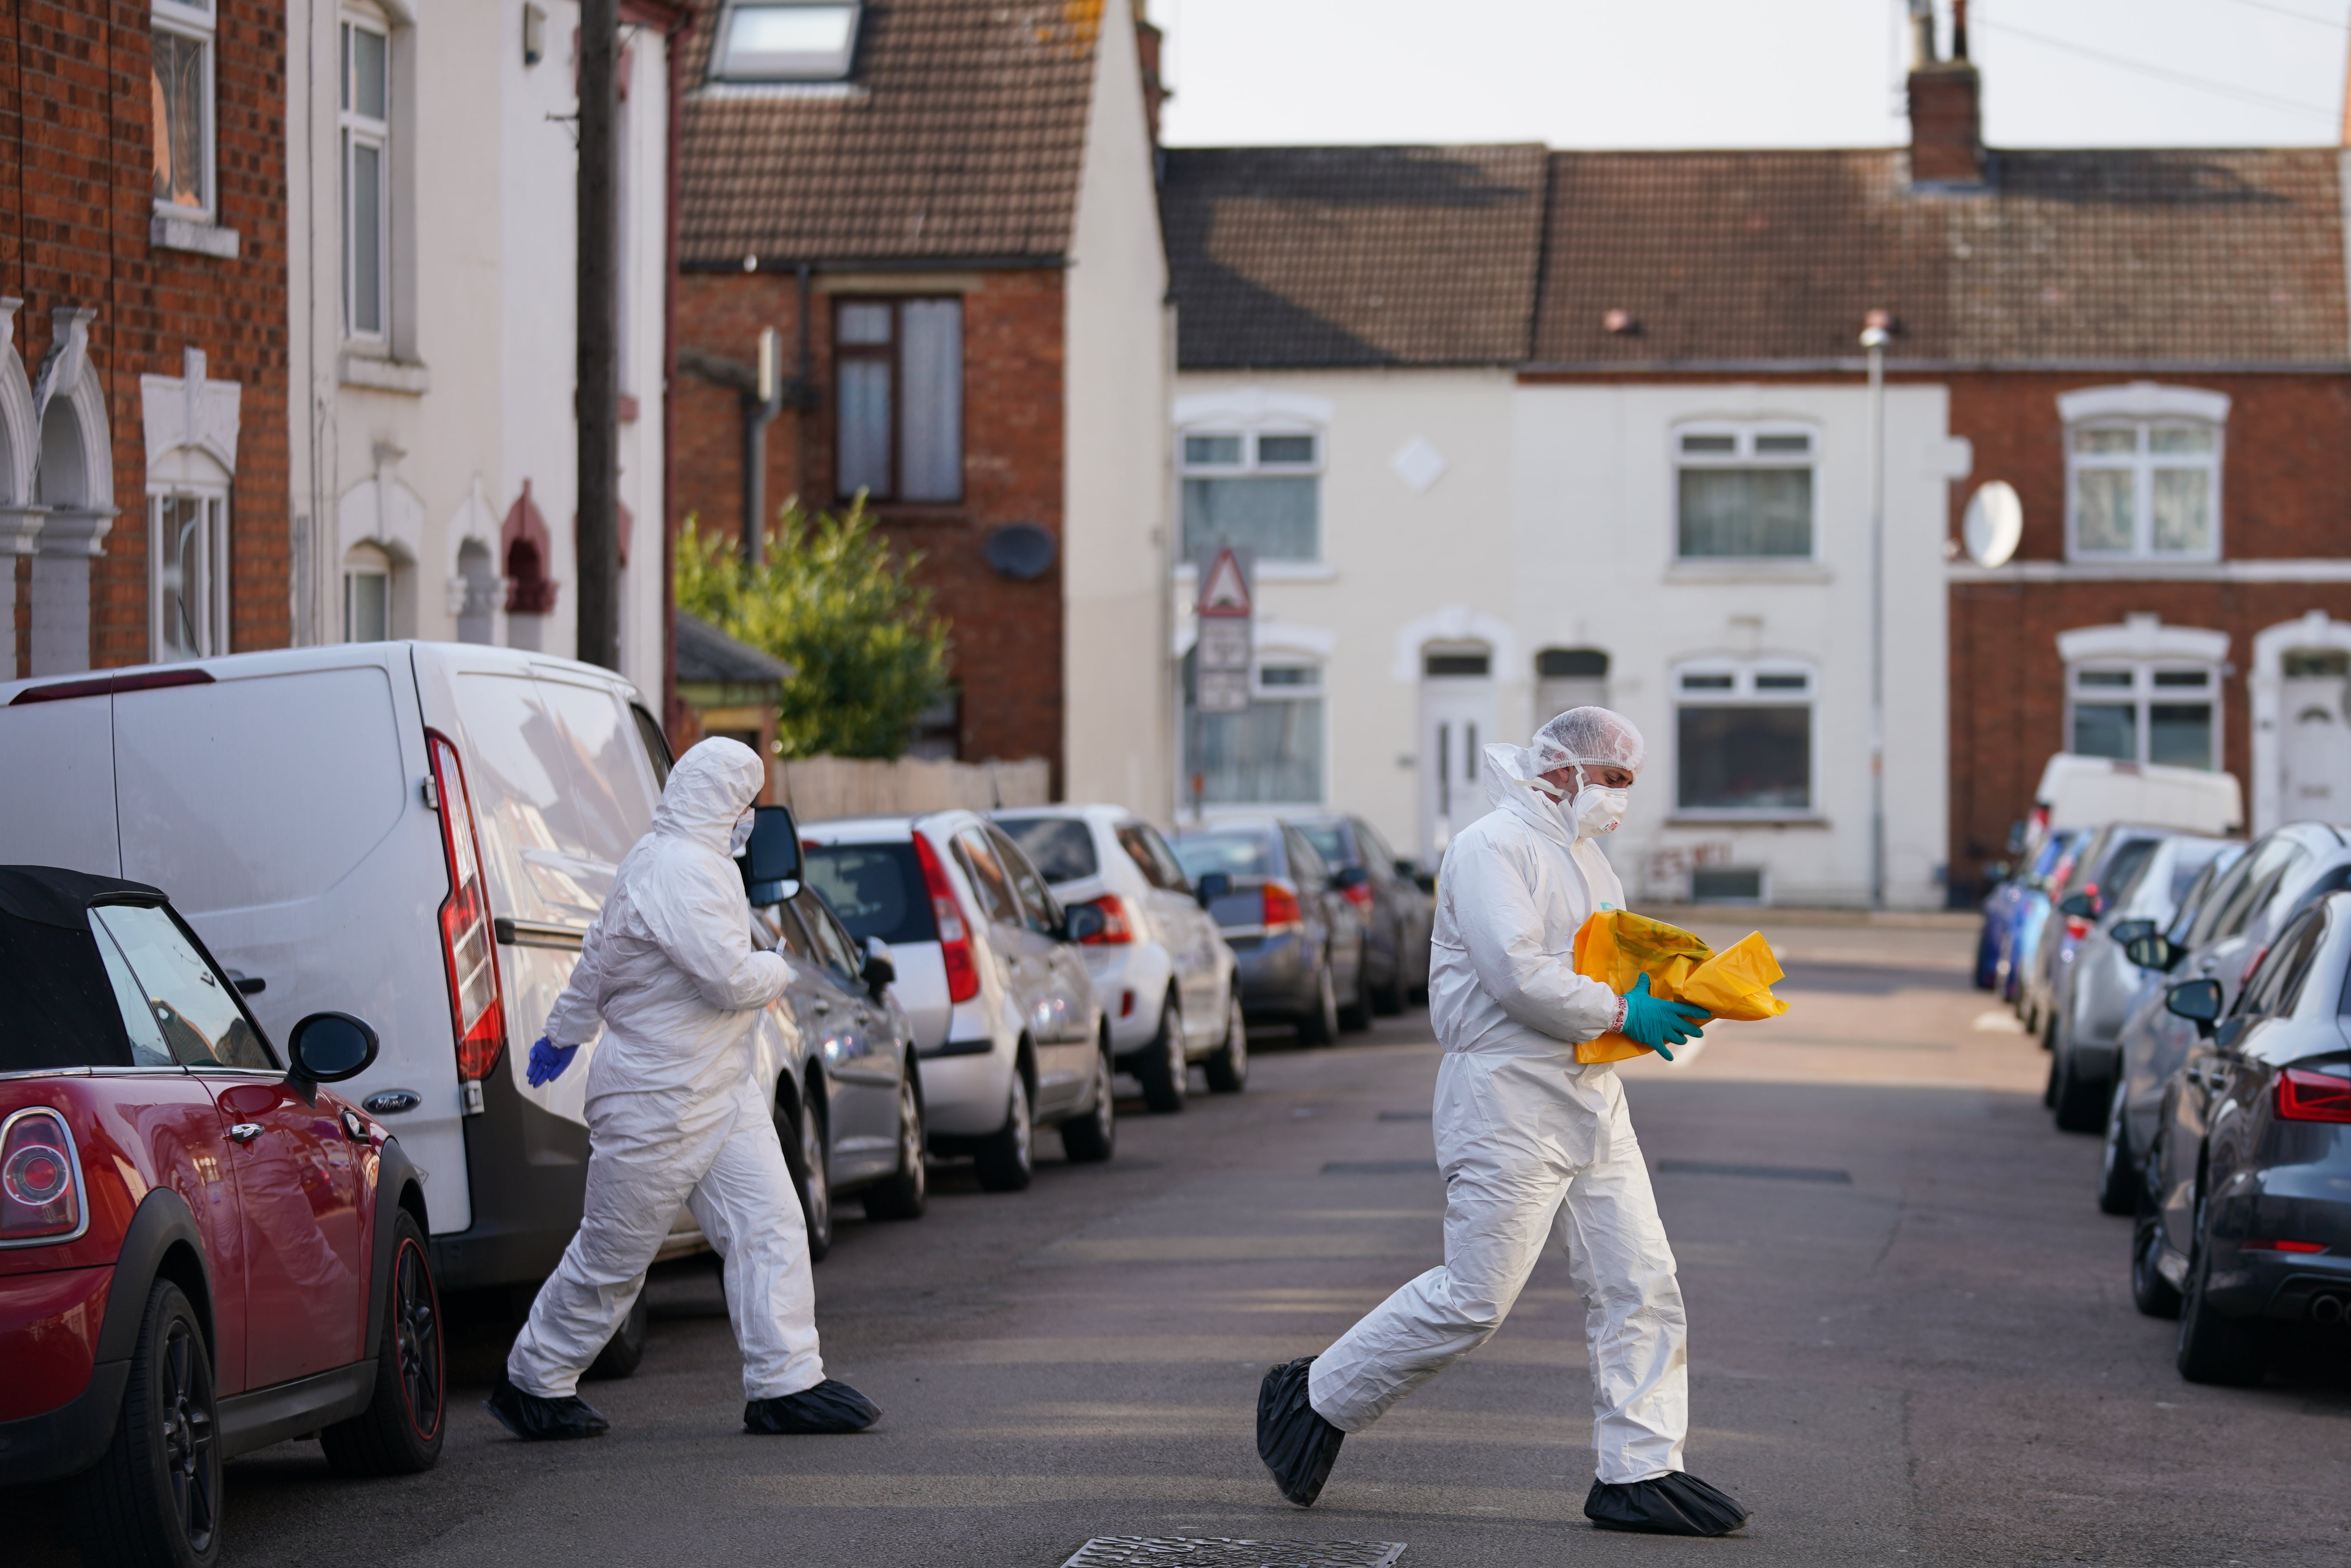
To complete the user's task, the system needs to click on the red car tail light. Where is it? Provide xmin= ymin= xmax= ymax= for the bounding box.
xmin=0 ymin=1108 xmax=85 ymax=1245
xmin=427 ymin=732 xmax=507 ymax=1082
xmin=912 ymin=831 xmax=981 ymax=1004
xmin=2276 ymin=1068 xmax=2351 ymax=1125
xmin=2242 ymin=1238 xmax=2328 ymax=1254
xmin=1262 ymin=880 xmax=1304 ymax=934
xmin=1341 ymin=878 xmax=1375 ymax=913
xmin=1080 ymin=893 xmax=1136 ymax=945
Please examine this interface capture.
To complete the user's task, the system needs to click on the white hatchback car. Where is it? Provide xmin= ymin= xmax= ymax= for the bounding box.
xmin=993 ymin=806 xmax=1244 ymax=1112
xmin=798 ymin=812 xmax=1115 ymax=1190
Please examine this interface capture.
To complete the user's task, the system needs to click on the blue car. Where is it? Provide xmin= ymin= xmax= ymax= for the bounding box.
xmin=1980 ymin=829 xmax=2083 ymax=1004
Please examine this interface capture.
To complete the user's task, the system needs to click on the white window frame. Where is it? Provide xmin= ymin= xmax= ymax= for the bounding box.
xmin=708 ymin=1 xmax=864 ymax=83
xmin=1670 ymin=658 xmax=1820 ymax=819
xmin=2059 ymin=383 xmax=2229 ymax=563
xmin=1183 ymin=651 xmax=1330 ymax=813
xmin=149 ymin=485 xmax=229 ymax=663
xmin=152 ymin=0 xmax=218 ymax=224
xmin=2065 ymin=660 xmax=2223 ymax=770
xmin=1669 ymin=421 xmax=1820 ymax=562
xmin=340 ymin=9 xmax=393 ymax=347
xmin=1178 ymin=424 xmax=1326 ymax=566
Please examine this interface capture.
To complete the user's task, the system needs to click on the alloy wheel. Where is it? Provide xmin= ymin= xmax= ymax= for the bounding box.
xmin=801 ymin=1101 xmax=830 ymax=1239
xmin=1091 ymin=1050 xmax=1116 ymax=1143
xmin=393 ymin=1237 xmax=444 ymax=1439
xmin=1008 ymin=1073 xmax=1032 ymax=1171
xmin=898 ymin=1078 xmax=926 ymax=1207
xmin=161 ymin=1317 xmax=219 ymax=1556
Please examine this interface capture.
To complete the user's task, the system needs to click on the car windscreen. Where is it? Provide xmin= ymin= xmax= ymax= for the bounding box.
xmin=1292 ymin=821 xmax=1356 ymax=869
xmin=800 ymin=842 xmax=939 ymax=947
xmin=1170 ymin=831 xmax=1278 ymax=880
xmin=994 ymin=817 xmax=1099 ymax=884
xmin=0 ymin=908 xmax=136 ymax=1071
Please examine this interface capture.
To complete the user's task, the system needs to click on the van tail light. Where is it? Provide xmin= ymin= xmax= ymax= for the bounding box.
xmin=912 ymin=831 xmax=981 ymax=1004
xmin=427 ymin=732 xmax=507 ymax=1082
xmin=0 ymin=1109 xmax=84 ymax=1244
xmin=1262 ymin=880 xmax=1304 ymax=934
xmin=1081 ymin=893 xmax=1136 ymax=945
xmin=1341 ymin=879 xmax=1375 ymax=913
xmin=2276 ymin=1068 xmax=2351 ymax=1124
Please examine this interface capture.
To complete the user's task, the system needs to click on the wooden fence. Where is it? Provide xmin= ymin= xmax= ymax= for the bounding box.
xmin=770 ymin=755 xmax=1052 ymax=822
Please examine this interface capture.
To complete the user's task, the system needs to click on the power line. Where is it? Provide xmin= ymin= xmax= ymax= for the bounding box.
xmin=2221 ymin=0 xmax=2347 ymax=28
xmin=1976 ymin=18 xmax=2336 ymax=119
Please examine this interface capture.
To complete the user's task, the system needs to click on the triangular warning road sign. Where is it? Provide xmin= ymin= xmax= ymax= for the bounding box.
xmin=1198 ymin=546 xmax=1252 ymax=618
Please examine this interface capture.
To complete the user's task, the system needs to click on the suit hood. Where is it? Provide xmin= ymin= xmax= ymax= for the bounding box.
xmin=651 ymin=737 xmax=765 ymax=856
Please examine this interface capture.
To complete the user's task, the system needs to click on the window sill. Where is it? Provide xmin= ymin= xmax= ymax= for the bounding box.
xmin=1174 ymin=561 xmax=1335 ymax=583
xmin=150 ymin=215 xmax=240 ymax=259
xmin=1663 ymin=815 xmax=1830 ymax=829
xmin=341 ymin=354 xmax=431 ymax=395
xmin=861 ymin=501 xmax=968 ymax=524
xmin=1664 ymin=560 xmax=1831 ymax=585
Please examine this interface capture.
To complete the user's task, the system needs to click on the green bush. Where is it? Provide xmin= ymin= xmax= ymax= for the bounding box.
xmin=677 ymin=498 xmax=951 ymax=759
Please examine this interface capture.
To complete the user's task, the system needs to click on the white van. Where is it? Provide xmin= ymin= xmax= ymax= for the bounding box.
xmin=2033 ymin=753 xmax=2245 ymax=837
xmin=0 ymin=644 xmax=716 ymax=1301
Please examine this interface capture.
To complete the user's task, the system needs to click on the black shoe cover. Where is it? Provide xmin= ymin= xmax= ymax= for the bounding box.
xmin=743 ymin=1378 xmax=882 ymax=1434
xmin=1257 ymin=1356 xmax=1346 ymax=1508
xmin=483 ymin=1369 xmax=610 ymax=1440
xmin=1585 ymin=1472 xmax=1749 ymax=1536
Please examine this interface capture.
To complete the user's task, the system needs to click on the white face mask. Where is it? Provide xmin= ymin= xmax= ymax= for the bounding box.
xmin=1569 ymin=769 xmax=1631 ymax=838
xmin=730 ymin=812 xmax=756 ymax=856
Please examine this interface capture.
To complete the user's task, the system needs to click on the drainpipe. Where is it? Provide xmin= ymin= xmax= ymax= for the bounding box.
xmin=1863 ymin=316 xmax=1891 ymax=910
xmin=662 ymin=2 xmax=687 ymax=737
xmin=742 ymin=326 xmax=783 ymax=565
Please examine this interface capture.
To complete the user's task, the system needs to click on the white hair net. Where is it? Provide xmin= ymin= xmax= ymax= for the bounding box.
xmin=1528 ymin=706 xmax=1645 ymax=775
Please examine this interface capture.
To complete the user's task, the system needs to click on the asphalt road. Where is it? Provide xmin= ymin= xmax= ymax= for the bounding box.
xmin=19 ymin=914 xmax=2351 ymax=1566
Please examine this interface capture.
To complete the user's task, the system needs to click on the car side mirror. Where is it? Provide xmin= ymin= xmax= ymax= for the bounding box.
xmin=1194 ymin=871 xmax=1232 ymax=908
xmin=286 ymin=1011 xmax=379 ymax=1101
xmin=1061 ymin=902 xmax=1107 ymax=943
xmin=860 ymin=936 xmax=896 ymax=998
xmin=2165 ymin=977 xmax=2224 ymax=1037
xmin=2058 ymin=892 xmax=2098 ymax=919
xmin=2109 ymin=919 xmax=2156 ymax=948
xmin=2125 ymin=933 xmax=2181 ymax=972
xmin=740 ymin=804 xmax=802 ymax=906
xmin=1332 ymin=865 xmax=1371 ymax=892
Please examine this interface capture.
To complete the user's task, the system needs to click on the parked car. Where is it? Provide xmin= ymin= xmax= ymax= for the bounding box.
xmin=2104 ymin=822 xmax=2351 ymax=1217
xmin=1284 ymin=812 xmax=1434 ymax=1013
xmin=799 ymin=813 xmax=1113 ymax=1189
xmin=2026 ymin=824 xmax=2171 ymax=1050
xmin=0 ymin=865 xmax=443 ymax=1566
xmin=993 ymin=805 xmax=1244 ymax=1111
xmin=2045 ymin=833 xmax=2236 ymax=1132
xmin=1988 ymin=829 xmax=2083 ymax=1006
xmin=1168 ymin=820 xmax=1369 ymax=1043
xmin=2133 ymin=892 xmax=2351 ymax=1384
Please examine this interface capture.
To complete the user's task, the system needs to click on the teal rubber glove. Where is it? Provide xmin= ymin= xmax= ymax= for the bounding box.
xmin=1617 ymin=973 xmax=1709 ymax=1060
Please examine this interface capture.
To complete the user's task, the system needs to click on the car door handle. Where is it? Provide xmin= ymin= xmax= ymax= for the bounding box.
xmin=227 ymin=1123 xmax=264 ymax=1145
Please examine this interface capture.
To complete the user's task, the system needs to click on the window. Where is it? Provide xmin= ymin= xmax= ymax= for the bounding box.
xmin=90 ymin=904 xmax=273 ymax=1070
xmin=1536 ymin=647 xmax=1609 ymax=720
xmin=1675 ymin=662 xmax=1814 ymax=815
xmin=834 ymin=298 xmax=960 ymax=503
xmin=798 ymin=842 xmax=937 ymax=946
xmin=952 ymin=828 xmax=1021 ymax=927
xmin=152 ymin=2 xmax=215 ymax=219
xmin=343 ymin=542 xmax=390 ymax=642
xmin=1184 ymin=652 xmax=1324 ymax=806
xmin=2068 ymin=420 xmax=2220 ymax=560
xmin=709 ymin=2 xmax=862 ymax=81
xmin=341 ymin=14 xmax=391 ymax=341
xmin=2236 ymin=908 xmax=2326 ymax=1019
xmin=151 ymin=490 xmax=227 ymax=662
xmin=995 ymin=818 xmax=1099 ymax=884
xmin=1674 ymin=424 xmax=1815 ymax=559
xmin=1181 ymin=428 xmax=1322 ymax=563
xmin=2067 ymin=662 xmax=2216 ymax=768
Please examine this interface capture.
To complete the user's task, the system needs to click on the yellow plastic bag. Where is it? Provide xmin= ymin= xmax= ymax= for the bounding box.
xmin=1569 ymin=910 xmax=1789 ymax=1063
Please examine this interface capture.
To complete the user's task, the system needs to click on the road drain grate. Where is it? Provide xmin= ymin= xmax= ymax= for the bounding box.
xmin=1657 ymin=1159 xmax=1852 ymax=1185
xmin=1321 ymin=1160 xmax=1439 ymax=1175
xmin=1061 ymin=1539 xmax=1406 ymax=1567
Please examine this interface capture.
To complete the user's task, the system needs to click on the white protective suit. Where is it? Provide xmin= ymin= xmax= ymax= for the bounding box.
xmin=1306 ymin=740 xmax=1689 ymax=1484
xmin=506 ymin=737 xmax=824 ymax=1402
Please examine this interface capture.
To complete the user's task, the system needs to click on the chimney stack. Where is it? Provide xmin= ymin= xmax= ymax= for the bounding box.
xmin=1133 ymin=0 xmax=1168 ymax=146
xmin=1908 ymin=0 xmax=1985 ymax=187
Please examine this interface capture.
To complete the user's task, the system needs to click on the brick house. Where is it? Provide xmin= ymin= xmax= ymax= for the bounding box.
xmin=670 ymin=0 xmax=1171 ymax=809
xmin=2 ymin=0 xmax=290 ymax=678
xmin=1162 ymin=33 xmax=2351 ymax=906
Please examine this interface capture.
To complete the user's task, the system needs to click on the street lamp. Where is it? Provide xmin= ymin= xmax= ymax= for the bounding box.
xmin=1861 ymin=315 xmax=1891 ymax=911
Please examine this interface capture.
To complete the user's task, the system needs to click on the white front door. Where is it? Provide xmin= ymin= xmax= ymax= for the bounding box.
xmin=1420 ymin=660 xmax=1495 ymax=860
xmin=2281 ymin=674 xmax=2351 ymax=824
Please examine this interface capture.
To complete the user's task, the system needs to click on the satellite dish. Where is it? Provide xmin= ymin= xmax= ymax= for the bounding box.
xmin=1963 ymin=481 xmax=2023 ymax=568
xmin=983 ymin=523 xmax=1057 ymax=581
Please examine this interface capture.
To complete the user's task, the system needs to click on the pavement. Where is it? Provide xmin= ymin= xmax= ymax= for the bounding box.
xmin=18 ymin=914 xmax=2351 ymax=1565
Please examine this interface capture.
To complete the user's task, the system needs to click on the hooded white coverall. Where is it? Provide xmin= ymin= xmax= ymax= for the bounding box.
xmin=506 ymin=738 xmax=824 ymax=1402
xmin=1306 ymin=743 xmax=1689 ymax=1484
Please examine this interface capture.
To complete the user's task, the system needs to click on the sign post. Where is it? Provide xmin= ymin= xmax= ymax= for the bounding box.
xmin=1191 ymin=545 xmax=1254 ymax=815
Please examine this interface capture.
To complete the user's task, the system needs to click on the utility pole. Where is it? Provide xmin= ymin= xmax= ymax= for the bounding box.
xmin=1862 ymin=315 xmax=1890 ymax=911
xmin=575 ymin=0 xmax=620 ymax=670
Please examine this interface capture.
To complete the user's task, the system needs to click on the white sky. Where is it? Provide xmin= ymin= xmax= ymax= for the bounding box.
xmin=1144 ymin=0 xmax=2347 ymax=150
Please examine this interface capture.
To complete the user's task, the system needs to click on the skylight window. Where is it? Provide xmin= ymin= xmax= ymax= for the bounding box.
xmin=712 ymin=2 xmax=861 ymax=81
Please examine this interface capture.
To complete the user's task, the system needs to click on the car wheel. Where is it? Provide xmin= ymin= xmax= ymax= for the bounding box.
xmin=975 ymin=1069 xmax=1035 ymax=1192
xmin=864 ymin=1073 xmax=929 ymax=1220
xmin=781 ymin=1084 xmax=833 ymax=1261
xmin=2053 ymin=1046 xmax=2109 ymax=1134
xmin=2096 ymin=1081 xmax=2138 ymax=1216
xmin=1338 ymin=945 xmax=1374 ymax=1033
xmin=583 ymin=1290 xmax=648 ymax=1382
xmin=69 ymin=1279 xmax=222 ymax=1568
xmin=1296 ymin=957 xmax=1339 ymax=1047
xmin=322 ymin=1210 xmax=450 ymax=1471
xmin=2176 ymin=1192 xmax=2268 ymax=1385
xmin=2132 ymin=1198 xmax=2183 ymax=1320
xmin=1204 ymin=989 xmax=1249 ymax=1094
xmin=1138 ymin=996 xmax=1189 ymax=1114
xmin=1061 ymin=1045 xmax=1118 ymax=1164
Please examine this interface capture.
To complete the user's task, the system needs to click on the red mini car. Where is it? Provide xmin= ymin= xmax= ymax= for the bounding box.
xmin=0 ymin=865 xmax=443 ymax=1568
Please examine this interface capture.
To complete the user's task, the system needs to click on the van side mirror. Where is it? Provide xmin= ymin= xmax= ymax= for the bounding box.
xmin=2125 ymin=933 xmax=2182 ymax=972
xmin=741 ymin=804 xmax=801 ymax=905
xmin=1194 ymin=871 xmax=1232 ymax=908
xmin=287 ymin=1011 xmax=379 ymax=1100
xmin=861 ymin=936 xmax=896 ymax=998
xmin=2109 ymin=919 xmax=2156 ymax=948
xmin=2165 ymin=977 xmax=2224 ymax=1037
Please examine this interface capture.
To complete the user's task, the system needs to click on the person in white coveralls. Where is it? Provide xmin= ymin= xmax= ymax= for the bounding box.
xmin=1256 ymin=707 xmax=1748 ymax=1537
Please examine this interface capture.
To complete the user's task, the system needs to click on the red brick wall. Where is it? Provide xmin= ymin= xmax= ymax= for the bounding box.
xmin=1943 ymin=371 xmax=2351 ymax=892
xmin=672 ymin=267 xmax=1067 ymax=779
xmin=0 ymin=1 xmax=289 ymax=672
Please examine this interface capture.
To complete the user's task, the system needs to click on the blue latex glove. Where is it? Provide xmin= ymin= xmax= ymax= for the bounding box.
xmin=1617 ymin=974 xmax=1709 ymax=1060
xmin=526 ymin=1036 xmax=579 ymax=1087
